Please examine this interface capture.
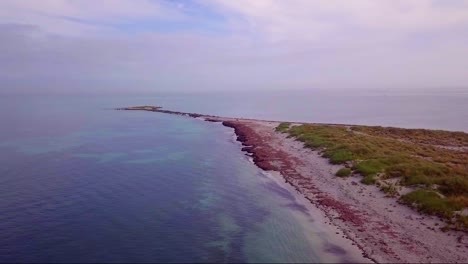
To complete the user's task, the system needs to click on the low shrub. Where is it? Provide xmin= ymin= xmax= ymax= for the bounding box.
xmin=303 ymin=135 xmax=328 ymax=148
xmin=324 ymin=149 xmax=354 ymax=164
xmin=361 ymin=174 xmax=377 ymax=185
xmin=380 ymin=184 xmax=399 ymax=197
xmin=336 ymin=168 xmax=352 ymax=177
xmin=284 ymin=123 xmax=468 ymax=227
xmin=400 ymin=190 xmax=464 ymax=218
xmin=438 ymin=177 xmax=468 ymax=196
xmin=355 ymin=159 xmax=386 ymax=176
xmin=275 ymin=122 xmax=291 ymax=132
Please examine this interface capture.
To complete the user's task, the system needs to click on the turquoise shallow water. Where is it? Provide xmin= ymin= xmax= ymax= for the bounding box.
xmin=0 ymin=95 xmax=370 ymax=262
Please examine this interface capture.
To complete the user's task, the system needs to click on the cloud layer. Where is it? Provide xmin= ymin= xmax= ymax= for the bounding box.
xmin=1 ymin=0 xmax=467 ymax=94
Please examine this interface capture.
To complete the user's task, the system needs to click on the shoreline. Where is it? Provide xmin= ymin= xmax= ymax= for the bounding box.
xmin=118 ymin=106 xmax=468 ymax=263
xmin=116 ymin=105 xmax=468 ymax=133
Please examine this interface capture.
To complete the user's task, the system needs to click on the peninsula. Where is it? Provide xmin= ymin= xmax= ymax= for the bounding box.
xmin=118 ymin=106 xmax=468 ymax=263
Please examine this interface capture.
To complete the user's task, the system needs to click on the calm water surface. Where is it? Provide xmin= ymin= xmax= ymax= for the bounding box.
xmin=1 ymin=92 xmax=465 ymax=262
xmin=0 ymin=95 xmax=371 ymax=262
xmin=128 ymin=91 xmax=467 ymax=132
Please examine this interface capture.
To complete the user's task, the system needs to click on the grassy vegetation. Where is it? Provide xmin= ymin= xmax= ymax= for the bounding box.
xmin=279 ymin=123 xmax=468 ymax=229
xmin=355 ymin=159 xmax=386 ymax=176
xmin=400 ymin=190 xmax=464 ymax=218
xmin=361 ymin=174 xmax=377 ymax=185
xmin=324 ymin=149 xmax=354 ymax=164
xmin=336 ymin=168 xmax=352 ymax=177
xmin=380 ymin=183 xmax=399 ymax=197
xmin=275 ymin=122 xmax=291 ymax=132
xmin=352 ymin=126 xmax=468 ymax=147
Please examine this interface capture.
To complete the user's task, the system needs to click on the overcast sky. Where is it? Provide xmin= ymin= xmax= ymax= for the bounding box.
xmin=1 ymin=0 xmax=468 ymax=94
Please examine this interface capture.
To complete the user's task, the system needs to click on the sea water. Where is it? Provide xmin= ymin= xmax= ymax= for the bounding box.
xmin=1 ymin=92 xmax=465 ymax=262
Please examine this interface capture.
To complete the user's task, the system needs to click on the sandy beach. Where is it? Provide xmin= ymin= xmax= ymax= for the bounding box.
xmin=120 ymin=106 xmax=468 ymax=263
xmin=222 ymin=118 xmax=467 ymax=263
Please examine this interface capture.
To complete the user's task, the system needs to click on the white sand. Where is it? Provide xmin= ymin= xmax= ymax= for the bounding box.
xmin=240 ymin=119 xmax=467 ymax=263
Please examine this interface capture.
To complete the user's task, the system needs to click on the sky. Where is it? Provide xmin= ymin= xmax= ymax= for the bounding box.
xmin=1 ymin=0 xmax=468 ymax=94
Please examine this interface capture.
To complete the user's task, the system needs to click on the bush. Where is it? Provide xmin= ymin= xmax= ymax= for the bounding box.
xmin=336 ymin=168 xmax=352 ymax=177
xmin=275 ymin=122 xmax=291 ymax=132
xmin=284 ymin=123 xmax=468 ymax=228
xmin=303 ymin=135 xmax=328 ymax=148
xmin=324 ymin=149 xmax=353 ymax=164
xmin=400 ymin=190 xmax=464 ymax=218
xmin=361 ymin=174 xmax=377 ymax=185
xmin=438 ymin=177 xmax=468 ymax=196
xmin=453 ymin=215 xmax=468 ymax=230
xmin=355 ymin=159 xmax=385 ymax=176
xmin=380 ymin=184 xmax=398 ymax=197
xmin=387 ymin=162 xmax=450 ymax=186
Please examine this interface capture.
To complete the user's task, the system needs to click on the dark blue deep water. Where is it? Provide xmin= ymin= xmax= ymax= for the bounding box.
xmin=0 ymin=95 xmax=374 ymax=263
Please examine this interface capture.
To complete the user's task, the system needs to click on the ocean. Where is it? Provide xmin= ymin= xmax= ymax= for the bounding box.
xmin=0 ymin=92 xmax=466 ymax=262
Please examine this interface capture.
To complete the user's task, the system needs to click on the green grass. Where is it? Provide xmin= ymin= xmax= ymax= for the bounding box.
xmin=352 ymin=126 xmax=468 ymax=147
xmin=361 ymin=174 xmax=377 ymax=185
xmin=354 ymin=159 xmax=386 ymax=176
xmin=335 ymin=168 xmax=352 ymax=177
xmin=454 ymin=215 xmax=468 ymax=231
xmin=438 ymin=177 xmax=468 ymax=196
xmin=275 ymin=122 xmax=291 ymax=132
xmin=380 ymin=184 xmax=399 ymax=197
xmin=400 ymin=190 xmax=465 ymax=218
xmin=278 ymin=123 xmax=468 ymax=229
xmin=324 ymin=149 xmax=354 ymax=164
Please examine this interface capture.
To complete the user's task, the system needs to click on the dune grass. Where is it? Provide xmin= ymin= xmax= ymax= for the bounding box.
xmin=400 ymin=190 xmax=464 ymax=218
xmin=336 ymin=168 xmax=352 ymax=177
xmin=380 ymin=183 xmax=399 ymax=197
xmin=275 ymin=122 xmax=291 ymax=132
xmin=277 ymin=123 xmax=468 ymax=229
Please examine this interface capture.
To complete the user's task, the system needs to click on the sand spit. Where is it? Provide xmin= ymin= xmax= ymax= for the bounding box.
xmin=118 ymin=106 xmax=468 ymax=263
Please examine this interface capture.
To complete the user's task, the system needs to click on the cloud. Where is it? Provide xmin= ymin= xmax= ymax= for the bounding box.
xmin=0 ymin=0 xmax=185 ymax=35
xmin=206 ymin=0 xmax=468 ymax=39
xmin=0 ymin=0 xmax=467 ymax=94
